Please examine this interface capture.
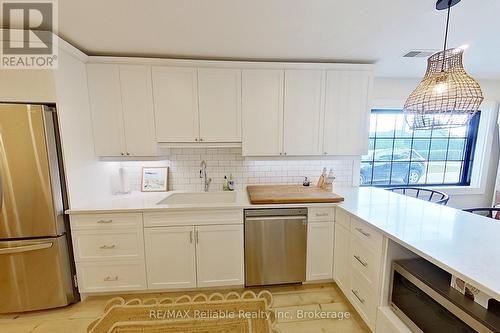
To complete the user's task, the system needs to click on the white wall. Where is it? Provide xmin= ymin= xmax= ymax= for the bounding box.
xmin=372 ymin=77 xmax=500 ymax=208
xmin=53 ymin=47 xmax=116 ymax=207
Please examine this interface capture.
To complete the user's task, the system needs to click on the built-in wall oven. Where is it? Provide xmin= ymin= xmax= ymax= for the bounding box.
xmin=390 ymin=259 xmax=499 ymax=333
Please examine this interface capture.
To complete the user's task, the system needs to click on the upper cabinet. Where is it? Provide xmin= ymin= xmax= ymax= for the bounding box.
xmin=242 ymin=69 xmax=284 ymax=156
xmin=322 ymin=70 xmax=373 ymax=156
xmin=86 ymin=59 xmax=372 ymax=157
xmin=283 ymin=70 xmax=324 ymax=156
xmin=86 ymin=64 xmax=157 ymax=157
xmin=198 ymin=68 xmax=241 ymax=142
xmin=152 ymin=67 xmax=199 ymax=143
xmin=153 ymin=67 xmax=241 ymax=143
xmin=241 ymin=66 xmax=373 ymax=157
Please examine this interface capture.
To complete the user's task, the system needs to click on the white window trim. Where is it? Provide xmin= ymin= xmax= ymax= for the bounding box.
xmin=365 ymin=99 xmax=499 ymax=195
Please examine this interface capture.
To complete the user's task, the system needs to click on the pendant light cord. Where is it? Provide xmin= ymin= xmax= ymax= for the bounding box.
xmin=441 ymin=0 xmax=452 ymax=72
xmin=443 ymin=3 xmax=451 ymax=52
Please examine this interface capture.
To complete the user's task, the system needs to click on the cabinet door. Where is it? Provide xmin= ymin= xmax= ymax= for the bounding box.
xmin=323 ymin=70 xmax=373 ymax=155
xmin=119 ymin=65 xmax=157 ymax=156
xmin=241 ymin=69 xmax=284 ymax=156
xmin=152 ymin=67 xmax=199 ymax=142
xmin=334 ymin=223 xmax=351 ymax=295
xmin=198 ymin=68 xmax=241 ymax=142
xmin=144 ymin=226 xmax=196 ymax=289
xmin=306 ymin=222 xmax=334 ymax=281
xmin=86 ymin=64 xmax=126 ymax=156
xmin=195 ymin=225 xmax=244 ymax=288
xmin=283 ymin=70 xmax=324 ymax=155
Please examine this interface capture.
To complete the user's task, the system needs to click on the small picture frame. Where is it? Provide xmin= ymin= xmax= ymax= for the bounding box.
xmin=141 ymin=167 xmax=168 ymax=192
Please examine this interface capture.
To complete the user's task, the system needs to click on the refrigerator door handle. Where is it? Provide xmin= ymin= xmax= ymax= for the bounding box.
xmin=0 ymin=242 xmax=53 ymax=255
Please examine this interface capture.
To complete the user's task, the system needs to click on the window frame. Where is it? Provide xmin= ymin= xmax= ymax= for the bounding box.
xmin=358 ymin=100 xmax=499 ymax=196
xmin=361 ymin=108 xmax=479 ymax=187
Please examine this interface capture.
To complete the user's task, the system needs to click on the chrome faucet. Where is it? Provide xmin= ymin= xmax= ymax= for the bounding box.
xmin=199 ymin=160 xmax=212 ymax=192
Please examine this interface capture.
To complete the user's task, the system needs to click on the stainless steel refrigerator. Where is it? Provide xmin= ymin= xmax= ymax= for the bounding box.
xmin=0 ymin=104 xmax=78 ymax=313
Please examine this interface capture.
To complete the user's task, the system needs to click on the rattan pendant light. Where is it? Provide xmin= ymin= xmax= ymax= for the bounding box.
xmin=404 ymin=0 xmax=483 ymax=130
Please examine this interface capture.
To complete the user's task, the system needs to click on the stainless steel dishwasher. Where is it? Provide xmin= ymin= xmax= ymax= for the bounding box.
xmin=244 ymin=208 xmax=307 ymax=286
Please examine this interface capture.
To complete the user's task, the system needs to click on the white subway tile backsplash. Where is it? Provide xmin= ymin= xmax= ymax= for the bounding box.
xmin=117 ymin=148 xmax=354 ymax=192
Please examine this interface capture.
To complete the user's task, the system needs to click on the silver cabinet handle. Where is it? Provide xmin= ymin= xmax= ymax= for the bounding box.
xmin=100 ymin=244 xmax=116 ymax=249
xmin=355 ymin=227 xmax=370 ymax=237
xmin=352 ymin=290 xmax=365 ymax=304
xmin=354 ymin=254 xmax=368 ymax=267
xmin=104 ymin=276 xmax=119 ymax=281
xmin=189 ymin=231 xmax=193 ymax=244
xmin=97 ymin=219 xmax=113 ymax=224
xmin=0 ymin=242 xmax=53 ymax=255
xmin=315 ymin=213 xmax=329 ymax=217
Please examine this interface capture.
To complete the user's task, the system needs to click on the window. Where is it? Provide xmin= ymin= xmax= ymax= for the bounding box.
xmin=360 ymin=109 xmax=480 ymax=187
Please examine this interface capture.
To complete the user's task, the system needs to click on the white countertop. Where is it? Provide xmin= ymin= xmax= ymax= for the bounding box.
xmin=336 ymin=187 xmax=500 ymax=301
xmin=65 ymin=190 xmax=338 ymax=214
xmin=66 ymin=186 xmax=500 ymax=301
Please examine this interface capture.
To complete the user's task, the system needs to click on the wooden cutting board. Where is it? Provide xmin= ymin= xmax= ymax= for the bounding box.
xmin=246 ymin=185 xmax=344 ymax=204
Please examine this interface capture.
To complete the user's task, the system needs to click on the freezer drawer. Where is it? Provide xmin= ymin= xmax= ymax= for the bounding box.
xmin=245 ymin=209 xmax=307 ymax=286
xmin=0 ymin=235 xmax=77 ymax=313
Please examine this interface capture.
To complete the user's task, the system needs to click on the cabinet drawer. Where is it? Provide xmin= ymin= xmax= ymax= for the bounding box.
xmin=350 ymin=234 xmax=381 ymax=286
xmin=76 ymin=260 xmax=147 ymax=293
xmin=335 ymin=208 xmax=351 ymax=229
xmin=351 ymin=217 xmax=383 ymax=251
xmin=144 ymin=209 xmax=242 ymax=227
xmin=72 ymin=229 xmax=144 ymax=262
xmin=349 ymin=272 xmax=376 ymax=329
xmin=70 ymin=213 xmax=142 ymax=230
xmin=308 ymin=207 xmax=335 ymax=222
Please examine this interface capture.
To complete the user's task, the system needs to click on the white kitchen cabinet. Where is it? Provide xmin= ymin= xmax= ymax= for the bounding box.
xmin=86 ymin=64 xmax=125 ymax=156
xmin=119 ymin=65 xmax=157 ymax=156
xmin=86 ymin=64 xmax=157 ymax=156
xmin=283 ymin=70 xmax=324 ymax=155
xmin=333 ymin=223 xmax=351 ymax=295
xmin=195 ymin=225 xmax=244 ymax=287
xmin=152 ymin=67 xmax=199 ymax=142
xmin=144 ymin=224 xmax=244 ymax=290
xmin=241 ymin=69 xmax=284 ymax=156
xmin=306 ymin=222 xmax=334 ymax=281
xmin=144 ymin=226 xmax=197 ymax=289
xmin=198 ymin=68 xmax=241 ymax=142
xmin=322 ymin=70 xmax=373 ymax=155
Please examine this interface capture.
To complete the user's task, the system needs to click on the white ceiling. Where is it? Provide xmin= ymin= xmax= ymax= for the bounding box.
xmin=50 ymin=0 xmax=500 ymax=78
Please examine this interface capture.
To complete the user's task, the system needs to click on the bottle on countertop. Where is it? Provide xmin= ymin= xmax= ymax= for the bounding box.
xmin=222 ymin=176 xmax=229 ymax=191
xmin=303 ymin=177 xmax=310 ymax=187
xmin=325 ymin=168 xmax=335 ymax=191
xmin=317 ymin=167 xmax=327 ymax=188
xmin=228 ymin=174 xmax=235 ymax=191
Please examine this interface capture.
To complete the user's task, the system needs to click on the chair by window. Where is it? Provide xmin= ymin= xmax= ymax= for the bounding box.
xmin=462 ymin=208 xmax=500 ymax=219
xmin=386 ymin=187 xmax=450 ymax=205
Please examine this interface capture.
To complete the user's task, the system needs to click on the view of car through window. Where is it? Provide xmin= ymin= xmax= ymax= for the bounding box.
xmin=360 ymin=110 xmax=480 ymax=186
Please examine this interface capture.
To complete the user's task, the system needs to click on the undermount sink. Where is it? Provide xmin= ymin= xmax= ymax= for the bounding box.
xmin=157 ymin=191 xmax=237 ymax=205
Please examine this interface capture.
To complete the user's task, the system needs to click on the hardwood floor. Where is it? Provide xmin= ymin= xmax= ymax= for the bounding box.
xmin=0 ymin=283 xmax=370 ymax=333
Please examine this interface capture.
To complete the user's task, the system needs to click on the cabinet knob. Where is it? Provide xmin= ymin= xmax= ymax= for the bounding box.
xmin=120 ymin=152 xmax=124 ymax=156
xmin=200 ymin=138 xmax=203 ymax=142
xmin=126 ymin=152 xmax=130 ymax=156
xmin=284 ymin=152 xmax=287 ymax=156
xmin=195 ymin=138 xmax=198 ymax=142
xmin=324 ymin=152 xmax=328 ymax=155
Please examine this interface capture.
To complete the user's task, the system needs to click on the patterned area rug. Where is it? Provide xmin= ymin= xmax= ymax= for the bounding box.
xmin=88 ymin=290 xmax=279 ymax=333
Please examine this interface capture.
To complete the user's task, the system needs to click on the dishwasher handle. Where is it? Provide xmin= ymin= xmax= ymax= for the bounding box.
xmin=245 ymin=215 xmax=307 ymax=222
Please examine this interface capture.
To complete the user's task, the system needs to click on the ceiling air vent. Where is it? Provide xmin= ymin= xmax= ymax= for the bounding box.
xmin=403 ymin=50 xmax=438 ymax=58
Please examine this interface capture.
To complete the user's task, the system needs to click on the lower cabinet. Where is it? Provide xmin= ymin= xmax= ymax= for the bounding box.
xmin=333 ymin=222 xmax=351 ymax=294
xmin=144 ymin=226 xmax=197 ymax=289
xmin=333 ymin=208 xmax=384 ymax=331
xmin=306 ymin=222 xmax=334 ymax=281
xmin=144 ymin=224 xmax=244 ymax=289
